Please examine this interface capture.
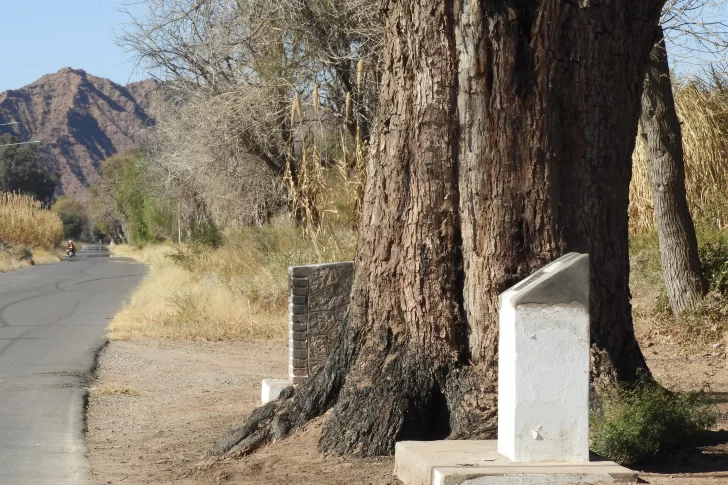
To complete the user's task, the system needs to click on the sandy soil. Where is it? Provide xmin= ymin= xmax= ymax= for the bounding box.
xmin=85 ymin=339 xmax=397 ymax=485
xmin=85 ymin=334 xmax=728 ymax=485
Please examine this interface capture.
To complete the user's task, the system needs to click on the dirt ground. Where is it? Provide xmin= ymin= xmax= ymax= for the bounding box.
xmin=85 ymin=339 xmax=397 ymax=485
xmin=630 ymin=329 xmax=728 ymax=484
xmin=86 ymin=334 xmax=728 ymax=485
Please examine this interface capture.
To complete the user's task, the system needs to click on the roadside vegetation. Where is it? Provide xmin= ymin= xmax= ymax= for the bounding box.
xmin=591 ymin=381 xmax=717 ymax=465
xmin=0 ymin=133 xmax=58 ymax=205
xmin=108 ymin=177 xmax=357 ymax=341
xmin=0 ymin=130 xmax=64 ymax=272
xmin=0 ymin=192 xmax=63 ymax=272
xmin=90 ymin=149 xmax=176 ymax=245
xmin=105 ymin=73 xmax=728 ymax=350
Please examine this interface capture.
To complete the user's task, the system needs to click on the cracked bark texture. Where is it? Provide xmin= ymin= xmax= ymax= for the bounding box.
xmin=639 ymin=25 xmax=708 ymax=315
xmin=214 ymin=0 xmax=665 ymax=458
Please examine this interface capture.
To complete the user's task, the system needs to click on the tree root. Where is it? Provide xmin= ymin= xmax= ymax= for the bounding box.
xmin=318 ymin=342 xmax=442 ymax=456
xmin=209 ymin=325 xmax=361 ymax=456
xmin=211 ymin=325 xmax=500 ymax=458
xmin=441 ymin=363 xmax=498 ymax=440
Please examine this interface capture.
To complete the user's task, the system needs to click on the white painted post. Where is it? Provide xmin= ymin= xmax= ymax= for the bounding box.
xmin=497 ymin=253 xmax=591 ymax=463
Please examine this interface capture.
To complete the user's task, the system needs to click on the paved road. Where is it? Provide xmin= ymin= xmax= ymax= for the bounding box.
xmin=0 ymin=244 xmax=146 ymax=484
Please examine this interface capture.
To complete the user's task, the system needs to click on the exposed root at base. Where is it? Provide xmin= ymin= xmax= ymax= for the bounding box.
xmin=210 ymin=327 xmax=499 ymax=458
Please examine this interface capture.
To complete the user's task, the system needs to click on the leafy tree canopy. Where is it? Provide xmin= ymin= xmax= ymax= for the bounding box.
xmin=90 ymin=149 xmax=175 ymax=244
xmin=51 ymin=196 xmax=87 ymax=240
xmin=0 ymin=133 xmax=58 ymax=204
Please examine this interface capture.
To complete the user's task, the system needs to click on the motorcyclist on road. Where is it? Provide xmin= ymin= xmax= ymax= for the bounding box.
xmin=67 ymin=240 xmax=75 ymax=257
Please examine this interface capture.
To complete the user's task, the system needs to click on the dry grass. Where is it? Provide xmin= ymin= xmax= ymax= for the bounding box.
xmin=0 ymin=246 xmax=62 ymax=273
xmin=110 ymin=243 xmax=173 ymax=266
xmin=88 ymin=384 xmax=142 ymax=397
xmin=107 ymin=217 xmax=356 ymax=341
xmin=32 ymin=249 xmax=63 ymax=266
xmin=630 ymin=228 xmax=728 ymax=350
xmin=0 ymin=193 xmax=63 ymax=249
xmin=0 ymin=255 xmax=30 ymax=273
xmin=630 ymin=78 xmax=728 ymax=233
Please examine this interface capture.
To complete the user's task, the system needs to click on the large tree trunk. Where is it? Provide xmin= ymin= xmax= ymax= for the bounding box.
xmin=214 ymin=0 xmax=664 ymax=458
xmin=639 ymin=25 xmax=708 ymax=315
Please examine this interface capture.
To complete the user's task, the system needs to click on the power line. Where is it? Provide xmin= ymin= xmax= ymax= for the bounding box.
xmin=0 ymin=141 xmax=41 ymax=148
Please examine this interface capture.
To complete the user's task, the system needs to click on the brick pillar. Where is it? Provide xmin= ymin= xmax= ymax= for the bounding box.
xmin=288 ymin=262 xmax=354 ymax=383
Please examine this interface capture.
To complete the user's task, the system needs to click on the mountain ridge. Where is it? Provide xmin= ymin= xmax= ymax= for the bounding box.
xmin=0 ymin=68 xmax=157 ymax=202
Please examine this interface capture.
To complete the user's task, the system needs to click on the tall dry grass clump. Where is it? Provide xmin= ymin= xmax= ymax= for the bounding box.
xmin=108 ymin=215 xmax=356 ymax=342
xmin=630 ymin=76 xmax=728 ymax=232
xmin=0 ymin=193 xmax=63 ymax=249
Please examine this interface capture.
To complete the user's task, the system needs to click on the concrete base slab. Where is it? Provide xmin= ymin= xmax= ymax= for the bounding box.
xmin=261 ymin=379 xmax=292 ymax=404
xmin=394 ymin=441 xmax=636 ymax=485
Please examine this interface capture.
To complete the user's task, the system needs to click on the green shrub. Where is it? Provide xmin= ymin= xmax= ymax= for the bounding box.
xmin=590 ymin=383 xmax=716 ymax=465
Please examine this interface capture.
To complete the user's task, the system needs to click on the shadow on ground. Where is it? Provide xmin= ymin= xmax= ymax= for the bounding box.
xmin=639 ymin=430 xmax=728 ymax=474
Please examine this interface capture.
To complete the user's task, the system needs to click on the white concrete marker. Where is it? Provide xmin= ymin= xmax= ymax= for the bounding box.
xmin=497 ymin=253 xmax=590 ymax=463
xmin=261 ymin=379 xmax=291 ymax=404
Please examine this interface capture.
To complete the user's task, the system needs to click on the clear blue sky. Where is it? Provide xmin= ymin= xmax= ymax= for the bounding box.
xmin=1 ymin=1 xmax=728 ymax=93
xmin=0 ymin=0 xmax=146 ymax=92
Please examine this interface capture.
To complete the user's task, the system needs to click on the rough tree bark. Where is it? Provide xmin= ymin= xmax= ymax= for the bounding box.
xmin=213 ymin=0 xmax=665 ymax=458
xmin=639 ymin=25 xmax=708 ymax=315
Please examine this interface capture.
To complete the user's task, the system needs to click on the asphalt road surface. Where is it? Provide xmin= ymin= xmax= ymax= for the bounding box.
xmin=0 ymin=244 xmax=146 ymax=484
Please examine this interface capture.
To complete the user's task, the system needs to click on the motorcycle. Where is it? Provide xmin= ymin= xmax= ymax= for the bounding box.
xmin=66 ymin=248 xmax=76 ymax=258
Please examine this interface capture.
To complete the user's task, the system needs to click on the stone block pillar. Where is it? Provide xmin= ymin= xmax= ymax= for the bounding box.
xmin=497 ymin=253 xmax=591 ymax=463
xmin=288 ymin=262 xmax=354 ymax=383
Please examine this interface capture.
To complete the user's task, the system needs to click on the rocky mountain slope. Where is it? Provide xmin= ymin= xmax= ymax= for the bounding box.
xmin=0 ymin=68 xmax=157 ymax=201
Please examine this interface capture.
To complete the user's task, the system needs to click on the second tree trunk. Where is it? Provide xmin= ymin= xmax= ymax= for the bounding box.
xmin=639 ymin=26 xmax=708 ymax=315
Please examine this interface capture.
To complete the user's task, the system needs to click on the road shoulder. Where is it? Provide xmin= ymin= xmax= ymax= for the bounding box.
xmin=85 ymin=339 xmax=398 ymax=485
